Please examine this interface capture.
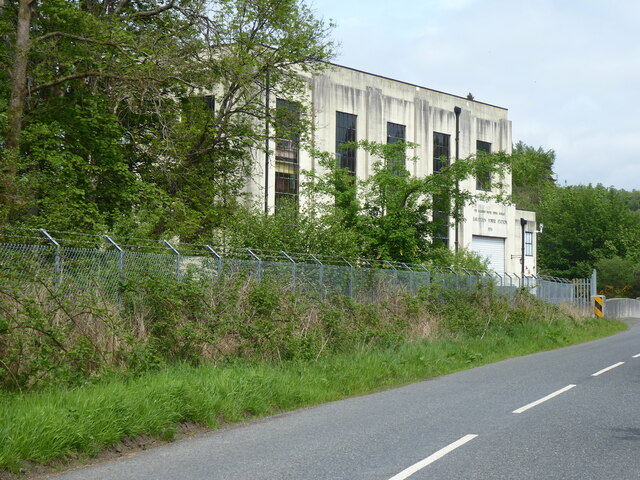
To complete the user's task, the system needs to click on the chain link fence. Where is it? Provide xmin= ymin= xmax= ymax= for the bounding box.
xmin=0 ymin=228 xmax=594 ymax=314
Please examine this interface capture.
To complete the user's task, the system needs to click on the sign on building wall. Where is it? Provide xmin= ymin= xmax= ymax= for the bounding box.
xmin=472 ymin=203 xmax=509 ymax=238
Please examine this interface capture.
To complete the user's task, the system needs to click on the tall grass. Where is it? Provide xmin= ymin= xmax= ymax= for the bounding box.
xmin=0 ymin=315 xmax=625 ymax=473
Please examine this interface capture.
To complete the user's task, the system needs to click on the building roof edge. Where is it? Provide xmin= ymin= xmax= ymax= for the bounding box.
xmin=326 ymin=61 xmax=509 ymax=112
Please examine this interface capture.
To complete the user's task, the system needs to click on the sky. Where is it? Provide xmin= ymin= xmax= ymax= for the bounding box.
xmin=309 ymin=0 xmax=640 ymax=190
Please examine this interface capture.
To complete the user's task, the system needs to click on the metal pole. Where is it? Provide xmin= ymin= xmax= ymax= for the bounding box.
xmin=447 ymin=266 xmax=459 ymax=290
xmin=309 ymin=254 xmax=324 ymax=300
xmin=505 ymin=272 xmax=513 ymax=288
xmin=105 ymin=235 xmax=123 ymax=306
xmin=419 ymin=264 xmax=431 ymax=288
xmin=520 ymin=218 xmax=527 ymax=277
xmin=205 ymin=245 xmax=222 ymax=280
xmin=163 ymin=240 xmax=181 ymax=281
xmin=384 ymin=260 xmax=398 ymax=289
xmin=281 ymin=250 xmax=297 ymax=290
xmin=264 ymin=69 xmax=270 ymax=215
xmin=39 ymin=228 xmax=61 ymax=292
xmin=461 ymin=267 xmax=471 ymax=290
xmin=246 ymin=248 xmax=262 ymax=283
xmin=454 ymin=106 xmax=461 ymax=252
xmin=402 ymin=262 xmax=414 ymax=295
xmin=343 ymin=258 xmax=354 ymax=298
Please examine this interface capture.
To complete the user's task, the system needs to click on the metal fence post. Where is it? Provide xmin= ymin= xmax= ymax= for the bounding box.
xmin=105 ymin=235 xmax=123 ymax=305
xmin=205 ymin=245 xmax=222 ymax=281
xmin=39 ymin=229 xmax=62 ymax=292
xmin=402 ymin=263 xmax=414 ymax=295
xmin=309 ymin=254 xmax=324 ymax=300
xmin=163 ymin=240 xmax=181 ymax=281
xmin=246 ymin=248 xmax=262 ymax=283
xmin=343 ymin=258 xmax=354 ymax=298
xmin=591 ymin=269 xmax=597 ymax=298
xmin=363 ymin=259 xmax=376 ymax=303
xmin=420 ymin=264 xmax=431 ymax=288
xmin=384 ymin=261 xmax=398 ymax=289
xmin=461 ymin=267 xmax=472 ymax=291
xmin=447 ymin=266 xmax=459 ymax=290
xmin=513 ymin=273 xmax=521 ymax=288
xmin=281 ymin=250 xmax=297 ymax=290
xmin=504 ymin=272 xmax=512 ymax=288
xmin=493 ymin=270 xmax=505 ymax=287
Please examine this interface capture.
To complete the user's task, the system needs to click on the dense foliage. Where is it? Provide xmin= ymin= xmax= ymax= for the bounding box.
xmin=0 ymin=259 xmax=583 ymax=392
xmin=510 ymin=142 xmax=640 ymax=295
xmin=1 ymin=0 xmax=334 ymax=236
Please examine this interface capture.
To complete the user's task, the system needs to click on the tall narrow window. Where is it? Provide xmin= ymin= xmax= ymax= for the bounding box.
xmin=432 ymin=132 xmax=451 ymax=247
xmin=275 ymin=99 xmax=300 ymax=213
xmin=525 ymin=231 xmax=533 ymax=256
xmin=476 ymin=140 xmax=492 ymax=191
xmin=336 ymin=112 xmax=357 ymax=174
xmin=180 ymin=95 xmax=215 ymax=123
xmin=432 ymin=194 xmax=450 ymax=248
xmin=386 ymin=122 xmax=406 ymax=175
xmin=433 ymin=132 xmax=450 ymax=173
xmin=203 ymin=95 xmax=215 ymax=112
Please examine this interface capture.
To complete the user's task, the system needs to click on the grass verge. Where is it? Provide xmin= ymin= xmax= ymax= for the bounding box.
xmin=0 ymin=316 xmax=626 ymax=475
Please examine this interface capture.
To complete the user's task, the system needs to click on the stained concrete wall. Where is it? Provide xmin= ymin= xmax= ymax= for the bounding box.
xmin=604 ymin=298 xmax=640 ymax=319
xmin=247 ymin=62 xmax=536 ymax=274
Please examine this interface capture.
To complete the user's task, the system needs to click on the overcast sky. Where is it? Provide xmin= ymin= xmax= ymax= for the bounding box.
xmin=310 ymin=0 xmax=640 ymax=190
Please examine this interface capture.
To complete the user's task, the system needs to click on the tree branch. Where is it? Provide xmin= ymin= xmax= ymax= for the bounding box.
xmin=113 ymin=0 xmax=129 ymax=15
xmin=32 ymin=31 xmax=146 ymax=62
xmin=31 ymin=71 xmax=153 ymax=92
xmin=130 ymin=0 xmax=175 ymax=18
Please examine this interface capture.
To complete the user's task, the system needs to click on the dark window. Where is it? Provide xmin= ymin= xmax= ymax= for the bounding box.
xmin=433 ymin=132 xmax=450 ymax=173
xmin=432 ymin=193 xmax=450 ymax=248
xmin=336 ymin=112 xmax=357 ymax=174
xmin=275 ymin=99 xmax=300 ymax=213
xmin=203 ymin=95 xmax=215 ymax=112
xmin=525 ymin=231 xmax=533 ymax=256
xmin=386 ymin=122 xmax=406 ymax=174
xmin=180 ymin=95 xmax=215 ymax=122
xmin=476 ymin=140 xmax=492 ymax=191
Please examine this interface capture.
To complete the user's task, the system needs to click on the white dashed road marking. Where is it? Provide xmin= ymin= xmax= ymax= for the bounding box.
xmin=388 ymin=434 xmax=478 ymax=480
xmin=591 ymin=362 xmax=625 ymax=377
xmin=512 ymin=385 xmax=576 ymax=414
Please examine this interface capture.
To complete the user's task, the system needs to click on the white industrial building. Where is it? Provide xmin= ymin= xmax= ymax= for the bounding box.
xmin=246 ymin=63 xmax=537 ymax=276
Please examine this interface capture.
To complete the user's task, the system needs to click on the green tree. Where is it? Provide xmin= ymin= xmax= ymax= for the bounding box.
xmin=510 ymin=141 xmax=556 ymax=211
xmin=0 ymin=0 xmax=334 ymax=236
xmin=537 ymin=184 xmax=640 ymax=278
xmin=595 ymin=256 xmax=640 ymax=298
xmin=1 ymin=0 xmax=203 ymax=227
xmin=617 ymin=189 xmax=640 ymax=212
xmin=301 ymin=140 xmax=509 ymax=265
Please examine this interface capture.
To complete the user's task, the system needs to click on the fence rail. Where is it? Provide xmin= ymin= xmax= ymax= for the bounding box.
xmin=0 ymin=228 xmax=593 ymax=314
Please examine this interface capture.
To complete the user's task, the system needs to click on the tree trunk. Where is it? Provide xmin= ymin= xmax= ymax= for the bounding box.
xmin=3 ymin=0 xmax=34 ymax=208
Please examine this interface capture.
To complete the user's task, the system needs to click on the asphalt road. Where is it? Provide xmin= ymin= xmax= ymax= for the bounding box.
xmin=52 ymin=320 xmax=640 ymax=480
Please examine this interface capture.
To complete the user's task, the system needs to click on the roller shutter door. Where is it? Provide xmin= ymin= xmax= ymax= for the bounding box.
xmin=472 ymin=236 xmax=505 ymax=275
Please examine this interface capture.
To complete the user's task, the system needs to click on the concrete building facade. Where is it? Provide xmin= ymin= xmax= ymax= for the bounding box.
xmin=247 ymin=63 xmax=537 ymax=275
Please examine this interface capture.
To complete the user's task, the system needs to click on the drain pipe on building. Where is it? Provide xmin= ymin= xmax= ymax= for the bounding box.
xmin=520 ymin=217 xmax=527 ymax=277
xmin=454 ymin=106 xmax=461 ymax=252
xmin=264 ymin=69 xmax=270 ymax=214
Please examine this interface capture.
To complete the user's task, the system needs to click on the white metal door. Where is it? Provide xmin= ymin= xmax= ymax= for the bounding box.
xmin=472 ymin=235 xmax=505 ymax=275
